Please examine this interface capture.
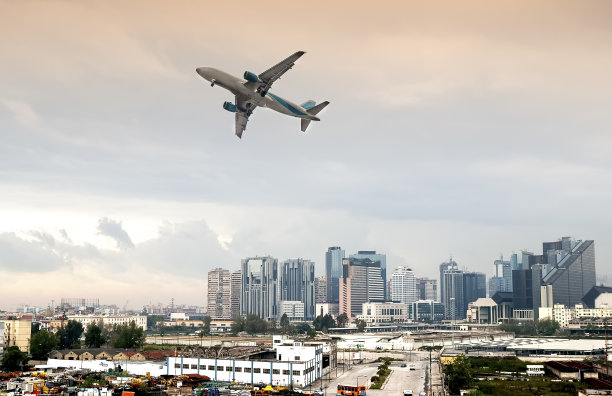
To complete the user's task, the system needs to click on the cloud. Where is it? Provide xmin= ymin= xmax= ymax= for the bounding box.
xmin=0 ymin=232 xmax=65 ymax=273
xmin=97 ymin=217 xmax=135 ymax=250
xmin=0 ymin=98 xmax=40 ymax=128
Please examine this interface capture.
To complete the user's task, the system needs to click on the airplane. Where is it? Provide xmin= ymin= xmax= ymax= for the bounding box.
xmin=196 ymin=51 xmax=329 ymax=138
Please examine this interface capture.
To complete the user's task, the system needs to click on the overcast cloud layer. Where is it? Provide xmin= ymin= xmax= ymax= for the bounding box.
xmin=1 ymin=0 xmax=611 ymax=310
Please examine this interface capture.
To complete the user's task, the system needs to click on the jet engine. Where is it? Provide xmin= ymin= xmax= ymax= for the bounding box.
xmin=244 ymin=71 xmax=259 ymax=83
xmin=223 ymin=101 xmax=237 ymax=112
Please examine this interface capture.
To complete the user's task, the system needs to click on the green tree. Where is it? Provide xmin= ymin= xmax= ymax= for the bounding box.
xmin=244 ymin=314 xmax=268 ymax=335
xmin=31 ymin=322 xmax=41 ymax=335
xmin=280 ymin=313 xmax=290 ymax=333
xmin=57 ymin=320 xmax=84 ymax=349
xmin=536 ymin=319 xmax=560 ymax=336
xmin=444 ymin=355 xmax=473 ymax=395
xmin=231 ymin=316 xmax=245 ymax=335
xmin=355 ymin=319 xmax=366 ymax=332
xmin=29 ymin=329 xmax=58 ymax=360
xmin=1 ymin=346 xmax=29 ymax=371
xmin=147 ymin=315 xmax=165 ymax=330
xmin=113 ymin=321 xmax=145 ymax=348
xmin=202 ymin=316 xmax=212 ymax=336
xmin=336 ymin=313 xmax=349 ymax=328
xmin=84 ymin=321 xmax=107 ymax=348
xmin=313 ymin=314 xmax=336 ymax=332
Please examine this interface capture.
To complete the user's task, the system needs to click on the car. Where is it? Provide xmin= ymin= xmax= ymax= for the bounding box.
xmin=400 ymin=364 xmax=407 ymax=367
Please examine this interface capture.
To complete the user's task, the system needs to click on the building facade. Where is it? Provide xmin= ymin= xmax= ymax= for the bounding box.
xmin=339 ymin=257 xmax=385 ymax=318
xmin=315 ymin=276 xmax=327 ymax=304
xmin=207 ymin=268 xmax=232 ymax=319
xmin=358 ymin=302 xmax=408 ymax=324
xmin=230 ymin=270 xmax=242 ymax=318
xmin=391 ymin=266 xmax=417 ymax=307
xmin=241 ymin=256 xmax=279 ymax=321
xmin=439 ymin=259 xmax=458 ymax=304
xmin=66 ymin=315 xmax=147 ymax=331
xmin=280 ymin=259 xmax=315 ymax=320
xmin=349 ymin=251 xmax=387 ymax=300
xmin=325 ymin=247 xmax=344 ymax=304
xmin=0 ymin=319 xmax=32 ymax=352
xmin=416 ymin=278 xmax=438 ymax=301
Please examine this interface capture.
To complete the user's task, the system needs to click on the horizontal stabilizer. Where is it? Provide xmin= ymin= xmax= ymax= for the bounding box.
xmin=307 ymin=100 xmax=330 ymax=116
xmin=301 ymin=119 xmax=312 ymax=132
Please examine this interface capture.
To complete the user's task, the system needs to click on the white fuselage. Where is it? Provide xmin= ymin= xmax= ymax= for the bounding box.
xmin=196 ymin=67 xmax=318 ymax=120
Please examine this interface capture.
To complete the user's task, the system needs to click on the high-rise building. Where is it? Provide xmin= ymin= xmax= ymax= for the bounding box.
xmin=207 ymin=268 xmax=232 ymax=319
xmin=279 ymin=259 xmax=316 ymax=320
xmin=416 ymin=278 xmax=438 ymax=301
xmin=439 ymin=258 xmax=458 ymax=303
xmin=339 ymin=257 xmax=385 ymax=318
xmin=391 ymin=266 xmax=418 ymax=306
xmin=230 ymin=270 xmax=241 ymax=318
xmin=325 ymin=247 xmax=345 ymax=303
xmin=541 ymin=239 xmax=596 ymax=308
xmin=489 ymin=257 xmax=512 ymax=297
xmin=350 ymin=251 xmax=387 ymax=299
xmin=315 ymin=276 xmax=327 ymax=304
xmin=241 ymin=256 xmax=279 ymax=320
xmin=463 ymin=272 xmax=487 ymax=311
xmin=443 ymin=268 xmax=464 ymax=320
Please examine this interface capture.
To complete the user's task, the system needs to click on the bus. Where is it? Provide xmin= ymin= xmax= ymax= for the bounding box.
xmin=403 ymin=390 xmax=413 ymax=396
xmin=337 ymin=385 xmax=366 ymax=396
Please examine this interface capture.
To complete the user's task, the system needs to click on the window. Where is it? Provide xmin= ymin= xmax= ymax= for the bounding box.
xmin=218 ymin=366 xmax=224 ymax=371
xmin=174 ymin=364 xmax=181 ymax=368
xmin=200 ymin=365 xmax=206 ymax=370
xmin=273 ymin=369 xmax=280 ymax=374
xmin=235 ymin=367 xmax=242 ymax=372
xmin=254 ymin=368 xmax=261 ymax=373
xmin=283 ymin=370 xmax=290 ymax=375
xmin=244 ymin=368 xmax=251 ymax=373
xmin=191 ymin=364 xmax=198 ymax=369
xmin=295 ymin=356 xmax=300 ymax=361
xmin=292 ymin=370 xmax=300 ymax=376
xmin=226 ymin=366 xmax=232 ymax=371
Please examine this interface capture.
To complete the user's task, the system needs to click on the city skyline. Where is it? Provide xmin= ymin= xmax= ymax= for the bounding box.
xmin=2 ymin=1 xmax=612 ymax=310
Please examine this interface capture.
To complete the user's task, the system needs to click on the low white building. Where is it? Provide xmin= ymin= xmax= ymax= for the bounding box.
xmin=358 ymin=302 xmax=408 ymax=324
xmin=539 ymin=303 xmax=612 ymax=328
xmin=526 ymin=365 xmax=544 ymax=376
xmin=466 ymin=298 xmax=498 ymax=324
xmin=166 ymin=336 xmax=323 ymax=387
xmin=67 ymin=315 xmax=147 ymax=331
xmin=279 ymin=301 xmax=305 ymax=322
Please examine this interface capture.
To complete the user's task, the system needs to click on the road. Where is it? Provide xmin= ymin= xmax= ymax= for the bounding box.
xmin=314 ymin=351 xmax=429 ymax=396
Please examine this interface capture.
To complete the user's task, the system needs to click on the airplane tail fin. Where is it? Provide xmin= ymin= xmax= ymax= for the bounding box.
xmin=301 ymin=101 xmax=330 ymax=132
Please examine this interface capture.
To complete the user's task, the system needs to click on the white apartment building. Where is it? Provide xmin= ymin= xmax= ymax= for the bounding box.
xmin=279 ymin=301 xmax=305 ymax=322
xmin=208 ymin=268 xmax=233 ymax=320
xmin=166 ymin=336 xmax=323 ymax=387
xmin=66 ymin=315 xmax=147 ymax=331
xmin=539 ymin=303 xmax=612 ymax=328
xmin=358 ymin=302 xmax=409 ymax=324
xmin=391 ymin=266 xmax=417 ymax=315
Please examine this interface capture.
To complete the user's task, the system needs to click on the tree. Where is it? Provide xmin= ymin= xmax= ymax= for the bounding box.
xmin=444 ymin=355 xmax=473 ymax=395
xmin=336 ymin=313 xmax=349 ymax=328
xmin=1 ymin=346 xmax=28 ymax=371
xmin=113 ymin=321 xmax=145 ymax=349
xmin=57 ymin=320 xmax=84 ymax=349
xmin=231 ymin=316 xmax=246 ymax=335
xmin=536 ymin=319 xmax=560 ymax=336
xmin=313 ymin=314 xmax=336 ymax=333
xmin=202 ymin=316 xmax=212 ymax=336
xmin=280 ymin=313 xmax=290 ymax=333
xmin=30 ymin=329 xmax=58 ymax=360
xmin=84 ymin=321 xmax=107 ymax=348
xmin=355 ymin=319 xmax=367 ymax=332
xmin=31 ymin=322 xmax=41 ymax=335
xmin=244 ymin=314 xmax=268 ymax=335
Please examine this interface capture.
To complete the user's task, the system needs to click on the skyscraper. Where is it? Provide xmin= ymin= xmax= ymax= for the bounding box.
xmin=230 ymin=270 xmax=241 ymax=318
xmin=339 ymin=257 xmax=385 ymax=318
xmin=489 ymin=257 xmax=512 ymax=297
xmin=439 ymin=258 xmax=458 ymax=304
xmin=325 ymin=246 xmax=345 ymax=303
xmin=315 ymin=276 xmax=327 ymax=304
xmin=416 ymin=278 xmax=438 ymax=301
xmin=391 ymin=266 xmax=418 ymax=305
xmin=279 ymin=258 xmax=316 ymax=320
xmin=462 ymin=272 xmax=486 ymax=311
xmin=350 ymin=251 xmax=387 ymax=300
xmin=207 ymin=268 xmax=232 ymax=319
xmin=443 ymin=268 xmax=464 ymax=320
xmin=241 ymin=256 xmax=279 ymax=320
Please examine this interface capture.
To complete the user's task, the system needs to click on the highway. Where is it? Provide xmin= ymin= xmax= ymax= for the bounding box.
xmin=316 ymin=352 xmax=429 ymax=396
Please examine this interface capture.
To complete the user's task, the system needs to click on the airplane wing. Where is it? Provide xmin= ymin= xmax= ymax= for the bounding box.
xmin=256 ymin=51 xmax=305 ymax=95
xmin=234 ymin=95 xmax=256 ymax=138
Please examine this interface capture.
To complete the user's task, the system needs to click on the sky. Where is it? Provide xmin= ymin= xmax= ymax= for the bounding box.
xmin=1 ymin=0 xmax=612 ymax=311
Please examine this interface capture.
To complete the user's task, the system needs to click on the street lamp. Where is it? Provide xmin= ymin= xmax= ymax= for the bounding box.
xmin=449 ymin=297 xmax=455 ymax=348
